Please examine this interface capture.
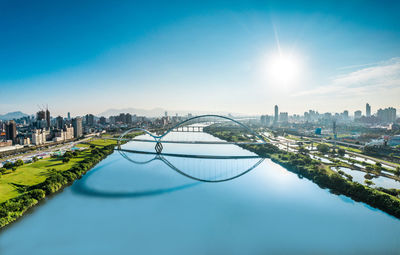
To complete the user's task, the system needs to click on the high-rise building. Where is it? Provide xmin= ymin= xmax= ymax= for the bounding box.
xmin=56 ymin=116 xmax=64 ymax=129
xmin=85 ymin=114 xmax=95 ymax=127
xmin=260 ymin=115 xmax=272 ymax=126
xmin=46 ymin=108 xmax=50 ymax=128
xmin=32 ymin=129 xmax=46 ymax=145
xmin=279 ymin=112 xmax=288 ymax=123
xmin=165 ymin=111 xmax=168 ymax=117
xmin=377 ymin=107 xmax=397 ymax=123
xmin=339 ymin=110 xmax=349 ymax=121
xmin=126 ymin=113 xmax=132 ymax=124
xmin=67 ymin=112 xmax=71 ymax=120
xmin=72 ymin=117 xmax=83 ymax=138
xmin=37 ymin=110 xmax=46 ymax=121
xmin=5 ymin=120 xmax=17 ymax=144
xmin=354 ymin=110 xmax=362 ymax=119
xmin=36 ymin=109 xmax=51 ymax=128
xmin=274 ymin=105 xmax=279 ymax=123
xmin=99 ymin=117 xmax=107 ymax=125
xmin=366 ymin=103 xmax=371 ymax=117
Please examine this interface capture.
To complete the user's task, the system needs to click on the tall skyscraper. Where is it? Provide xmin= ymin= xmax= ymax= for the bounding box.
xmin=366 ymin=103 xmax=371 ymax=117
xmin=85 ymin=114 xmax=95 ymax=127
xmin=274 ymin=105 xmax=279 ymax=123
xmin=37 ymin=110 xmax=46 ymax=121
xmin=67 ymin=112 xmax=71 ymax=120
xmin=5 ymin=120 xmax=17 ymax=144
xmin=46 ymin=108 xmax=51 ymax=128
xmin=56 ymin=116 xmax=64 ymax=129
xmin=72 ymin=117 xmax=83 ymax=138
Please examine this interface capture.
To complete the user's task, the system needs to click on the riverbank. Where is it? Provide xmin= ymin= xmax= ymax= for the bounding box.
xmin=204 ymin=126 xmax=400 ymax=219
xmin=0 ymin=139 xmax=117 ymax=229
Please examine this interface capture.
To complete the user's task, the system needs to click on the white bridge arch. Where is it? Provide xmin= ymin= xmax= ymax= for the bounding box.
xmin=117 ymin=114 xmax=267 ymax=153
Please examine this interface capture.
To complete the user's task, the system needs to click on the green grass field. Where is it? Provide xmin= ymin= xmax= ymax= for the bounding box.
xmin=0 ymin=139 xmax=117 ymax=203
xmin=87 ymin=138 xmax=118 ymax=147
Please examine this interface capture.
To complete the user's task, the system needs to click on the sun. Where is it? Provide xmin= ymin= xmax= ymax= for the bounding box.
xmin=267 ymin=53 xmax=301 ymax=84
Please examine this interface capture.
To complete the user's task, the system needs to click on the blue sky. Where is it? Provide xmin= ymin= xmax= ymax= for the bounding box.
xmin=1 ymin=0 xmax=400 ymax=116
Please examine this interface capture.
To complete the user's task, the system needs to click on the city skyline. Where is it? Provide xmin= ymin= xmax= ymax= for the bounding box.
xmin=0 ymin=102 xmax=397 ymax=119
xmin=1 ymin=0 xmax=400 ymax=116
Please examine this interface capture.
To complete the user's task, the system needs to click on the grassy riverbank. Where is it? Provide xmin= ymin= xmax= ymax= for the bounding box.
xmin=204 ymin=126 xmax=400 ymax=219
xmin=0 ymin=139 xmax=118 ymax=229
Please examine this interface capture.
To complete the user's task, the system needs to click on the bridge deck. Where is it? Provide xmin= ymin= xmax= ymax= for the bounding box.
xmin=116 ymin=148 xmax=262 ymax=159
xmin=106 ymin=137 xmax=266 ymax=145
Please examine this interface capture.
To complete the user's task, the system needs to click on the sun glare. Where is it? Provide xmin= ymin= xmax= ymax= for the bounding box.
xmin=267 ymin=53 xmax=301 ymax=84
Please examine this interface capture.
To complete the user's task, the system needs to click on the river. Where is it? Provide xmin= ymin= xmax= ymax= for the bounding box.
xmin=1 ymin=132 xmax=400 ymax=254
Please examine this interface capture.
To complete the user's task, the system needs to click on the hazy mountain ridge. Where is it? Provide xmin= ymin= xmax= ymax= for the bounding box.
xmin=0 ymin=111 xmax=29 ymax=120
xmin=98 ymin=108 xmax=244 ymax=118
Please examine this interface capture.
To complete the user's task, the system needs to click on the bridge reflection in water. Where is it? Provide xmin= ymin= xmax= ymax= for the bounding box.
xmin=72 ymin=149 xmax=265 ymax=198
xmin=118 ymin=149 xmax=265 ymax=183
xmin=74 ymin=115 xmax=267 ymax=198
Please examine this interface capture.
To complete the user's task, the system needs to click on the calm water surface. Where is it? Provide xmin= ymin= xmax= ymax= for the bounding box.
xmin=1 ymin=133 xmax=400 ymax=254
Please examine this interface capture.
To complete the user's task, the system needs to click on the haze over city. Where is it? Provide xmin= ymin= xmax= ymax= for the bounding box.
xmin=1 ymin=0 xmax=400 ymax=116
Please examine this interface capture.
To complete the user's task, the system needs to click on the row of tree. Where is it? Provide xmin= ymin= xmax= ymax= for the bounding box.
xmin=0 ymin=144 xmax=115 ymax=228
xmin=205 ymin=126 xmax=400 ymax=219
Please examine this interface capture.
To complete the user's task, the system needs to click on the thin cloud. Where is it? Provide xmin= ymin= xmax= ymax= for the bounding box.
xmin=292 ymin=57 xmax=400 ymax=97
xmin=336 ymin=61 xmax=381 ymax=71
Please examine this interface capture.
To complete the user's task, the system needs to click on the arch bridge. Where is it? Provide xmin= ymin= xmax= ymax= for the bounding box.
xmin=113 ymin=114 xmax=267 ymax=154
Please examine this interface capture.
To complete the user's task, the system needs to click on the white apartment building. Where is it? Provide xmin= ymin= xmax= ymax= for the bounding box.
xmin=32 ymin=129 xmax=46 ymax=145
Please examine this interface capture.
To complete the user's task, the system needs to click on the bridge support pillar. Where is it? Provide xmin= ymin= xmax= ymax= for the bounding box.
xmin=155 ymin=142 xmax=163 ymax=154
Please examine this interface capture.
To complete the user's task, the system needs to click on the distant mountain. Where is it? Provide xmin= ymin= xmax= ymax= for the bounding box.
xmin=98 ymin=107 xmax=245 ymax=118
xmin=98 ymin=108 xmax=166 ymax=117
xmin=0 ymin=111 xmax=29 ymax=120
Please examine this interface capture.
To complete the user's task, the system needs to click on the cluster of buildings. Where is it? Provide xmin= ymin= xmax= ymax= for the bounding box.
xmin=104 ymin=111 xmax=189 ymax=129
xmin=261 ymin=103 xmax=398 ymax=126
xmin=0 ymin=107 xmax=193 ymax=151
xmin=0 ymin=108 xmax=85 ymax=149
xmin=259 ymin=103 xmax=400 ymax=147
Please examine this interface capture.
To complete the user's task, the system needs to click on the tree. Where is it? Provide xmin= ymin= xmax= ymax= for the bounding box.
xmin=32 ymin=156 xmax=38 ymax=162
xmin=375 ymin=162 xmax=382 ymax=167
xmin=317 ymin=144 xmax=330 ymax=154
xmin=3 ymin=162 xmax=13 ymax=169
xmin=395 ymin=167 xmax=400 ymax=177
xmin=337 ymin=149 xmax=345 ymax=156
xmin=364 ymin=173 xmax=373 ymax=180
xmin=298 ymin=146 xmax=309 ymax=155
xmin=0 ymin=168 xmax=6 ymax=174
xmin=14 ymin=159 xmax=24 ymax=167
xmin=62 ymin=157 xmax=70 ymax=164
xmin=63 ymin=151 xmax=73 ymax=158
xmin=374 ymin=165 xmax=382 ymax=174
xmin=364 ymin=179 xmax=374 ymax=186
